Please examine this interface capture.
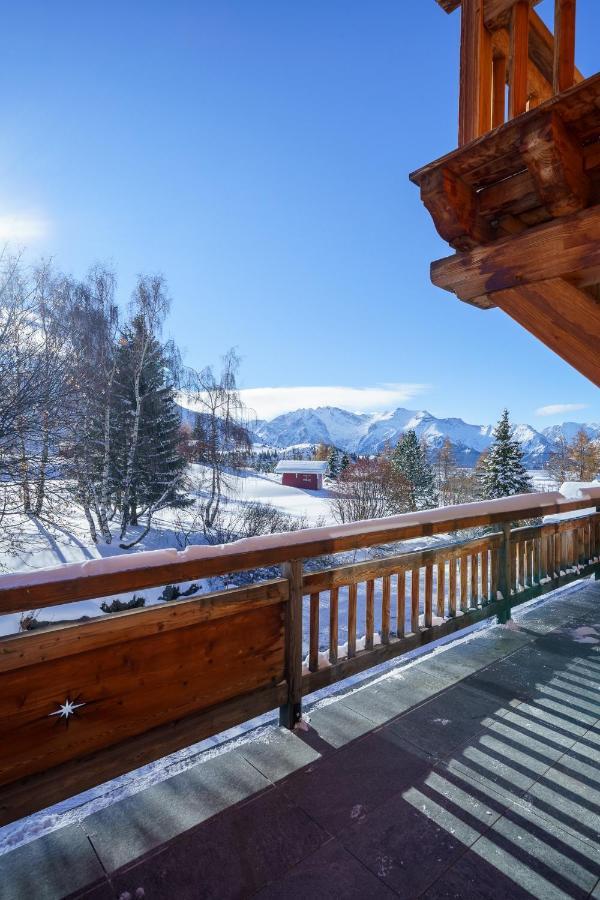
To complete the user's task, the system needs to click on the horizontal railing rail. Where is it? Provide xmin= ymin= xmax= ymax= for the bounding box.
xmin=0 ymin=488 xmax=599 ymax=826
xmin=0 ymin=490 xmax=597 ymax=613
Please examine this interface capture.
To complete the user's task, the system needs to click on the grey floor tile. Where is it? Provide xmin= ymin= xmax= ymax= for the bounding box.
xmin=254 ymin=837 xmax=396 ymax=898
xmin=384 ymin=682 xmax=510 ymax=762
xmin=464 ymin=805 xmax=600 ymax=899
xmin=239 ymin=727 xmax=320 ymax=782
xmin=305 ymin=702 xmax=373 ymax=748
xmin=340 ymin=669 xmax=447 ymax=726
xmin=0 ymin=825 xmax=105 ymax=900
xmin=83 ymin=750 xmax=270 ymax=872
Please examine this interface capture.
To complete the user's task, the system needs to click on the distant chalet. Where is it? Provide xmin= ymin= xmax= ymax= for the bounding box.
xmin=274 ymin=460 xmax=328 ymax=491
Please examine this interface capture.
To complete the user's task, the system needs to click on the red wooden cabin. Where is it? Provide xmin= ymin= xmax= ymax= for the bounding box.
xmin=274 ymin=460 xmax=328 ymax=490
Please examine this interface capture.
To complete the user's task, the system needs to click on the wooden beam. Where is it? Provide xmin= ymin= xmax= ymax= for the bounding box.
xmin=508 ymin=1 xmax=530 ymax=117
xmin=431 ymin=203 xmax=600 ymax=302
xmin=520 ymin=110 xmax=590 ymax=215
xmin=554 ymin=0 xmax=576 ymax=93
xmin=529 ymin=10 xmax=583 ymax=89
xmin=436 ymin=0 xmax=543 ymax=28
xmin=493 ymin=277 xmax=600 ymax=386
xmin=419 ymin=167 xmax=494 ymax=250
xmin=459 ymin=0 xmax=493 ymax=145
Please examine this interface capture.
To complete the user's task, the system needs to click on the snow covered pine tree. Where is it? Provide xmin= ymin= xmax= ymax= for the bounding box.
xmin=328 ymin=446 xmax=340 ymax=478
xmin=391 ymin=429 xmax=438 ymax=511
xmin=481 ymin=409 xmax=532 ymax=499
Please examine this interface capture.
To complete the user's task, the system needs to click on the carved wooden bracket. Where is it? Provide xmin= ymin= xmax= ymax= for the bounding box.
xmin=520 ymin=110 xmax=590 ymax=216
xmin=420 ymin=167 xmax=494 ymax=251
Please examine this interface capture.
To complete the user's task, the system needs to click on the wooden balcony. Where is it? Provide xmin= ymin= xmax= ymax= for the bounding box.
xmin=0 ymin=489 xmax=599 ymax=830
xmin=412 ymin=1 xmax=600 ymax=387
xmin=0 ymin=502 xmax=600 ymax=897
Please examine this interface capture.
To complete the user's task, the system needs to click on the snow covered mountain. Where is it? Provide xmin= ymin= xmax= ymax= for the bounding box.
xmin=251 ymin=406 xmax=561 ymax=467
xmin=175 ymin=394 xmax=598 ymax=468
xmin=541 ymin=422 xmax=600 ymax=444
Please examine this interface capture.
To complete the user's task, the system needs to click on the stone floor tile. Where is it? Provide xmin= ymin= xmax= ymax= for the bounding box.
xmin=110 ymin=788 xmax=327 ymax=900
xmin=238 ymin=726 xmax=320 ymax=782
xmin=305 ymin=702 xmax=374 ymax=748
xmin=0 ymin=825 xmax=106 ymax=900
xmin=83 ymin=751 xmax=270 ymax=872
xmin=254 ymin=837 xmax=396 ymax=898
xmin=280 ymin=730 xmax=431 ymax=835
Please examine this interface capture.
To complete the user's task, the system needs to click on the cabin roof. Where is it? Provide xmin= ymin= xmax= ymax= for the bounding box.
xmin=274 ymin=460 xmax=328 ymax=475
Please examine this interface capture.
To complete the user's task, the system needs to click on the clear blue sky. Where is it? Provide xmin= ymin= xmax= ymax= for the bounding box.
xmin=1 ymin=0 xmax=598 ymax=426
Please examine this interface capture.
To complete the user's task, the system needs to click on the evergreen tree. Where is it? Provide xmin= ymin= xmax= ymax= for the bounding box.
xmin=391 ymin=430 xmax=437 ymax=510
xmin=340 ymin=452 xmax=350 ymax=475
xmin=481 ymin=409 xmax=532 ymax=499
xmin=328 ymin=446 xmax=340 ymax=478
xmin=112 ymin=315 xmax=188 ymax=543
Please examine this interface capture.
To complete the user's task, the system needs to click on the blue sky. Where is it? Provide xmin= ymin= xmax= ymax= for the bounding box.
xmin=1 ymin=0 xmax=598 ymax=426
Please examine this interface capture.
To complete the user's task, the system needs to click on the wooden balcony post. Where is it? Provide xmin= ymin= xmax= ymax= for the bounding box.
xmin=508 ymin=0 xmax=530 ymax=118
xmin=279 ymin=560 xmax=303 ymax=729
xmin=497 ymin=522 xmax=513 ymax=623
xmin=553 ymin=0 xmax=576 ymax=94
xmin=459 ymin=0 xmax=493 ymax=145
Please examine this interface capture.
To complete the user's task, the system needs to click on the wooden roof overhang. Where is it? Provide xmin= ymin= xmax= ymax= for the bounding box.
xmin=412 ymin=1 xmax=600 ymax=387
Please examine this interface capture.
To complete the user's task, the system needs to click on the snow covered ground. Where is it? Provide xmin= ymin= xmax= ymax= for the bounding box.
xmin=0 ymin=466 xmax=337 ymax=636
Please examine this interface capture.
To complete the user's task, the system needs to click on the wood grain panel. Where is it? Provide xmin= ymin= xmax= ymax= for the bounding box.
xmin=0 ymin=602 xmax=285 ymax=786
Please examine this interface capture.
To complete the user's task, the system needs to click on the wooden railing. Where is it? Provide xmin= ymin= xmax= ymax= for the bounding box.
xmin=0 ymin=488 xmax=599 ymax=825
xmin=456 ymin=0 xmax=583 ymax=145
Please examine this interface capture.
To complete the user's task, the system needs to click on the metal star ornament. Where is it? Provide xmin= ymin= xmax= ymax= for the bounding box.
xmin=49 ymin=697 xmax=86 ymax=724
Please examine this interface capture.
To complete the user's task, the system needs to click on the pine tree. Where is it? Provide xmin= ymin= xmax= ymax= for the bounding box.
xmin=340 ymin=452 xmax=350 ymax=475
xmin=328 ymin=446 xmax=340 ymax=478
xmin=481 ymin=409 xmax=532 ymax=499
xmin=391 ymin=430 xmax=437 ymax=511
xmin=112 ymin=315 xmax=188 ymax=544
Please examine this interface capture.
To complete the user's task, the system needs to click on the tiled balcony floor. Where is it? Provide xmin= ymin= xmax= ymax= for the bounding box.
xmin=2 ymin=578 xmax=600 ymax=899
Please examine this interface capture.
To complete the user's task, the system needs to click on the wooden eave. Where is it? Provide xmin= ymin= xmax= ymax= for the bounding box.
xmin=411 ymin=72 xmax=600 ymax=388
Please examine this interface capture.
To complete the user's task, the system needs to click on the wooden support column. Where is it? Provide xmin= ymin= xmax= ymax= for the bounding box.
xmin=554 ymin=0 xmax=576 ymax=94
xmin=459 ymin=0 xmax=493 ymax=145
xmin=520 ymin=111 xmax=590 ymax=216
xmin=508 ymin=0 xmax=529 ymax=117
xmin=279 ymin=561 xmax=303 ymax=729
xmin=497 ymin=523 xmax=512 ymax=623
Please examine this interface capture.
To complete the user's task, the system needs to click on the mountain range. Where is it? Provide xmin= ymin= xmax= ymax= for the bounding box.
xmin=249 ymin=406 xmax=600 ymax=468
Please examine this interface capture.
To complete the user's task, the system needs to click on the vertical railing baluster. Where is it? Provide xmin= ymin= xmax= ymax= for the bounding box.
xmin=471 ymin=552 xmax=479 ymax=607
xmin=437 ymin=559 xmax=446 ymax=618
xmin=382 ymin=575 xmax=391 ymax=643
xmin=460 ymin=554 xmax=468 ymax=612
xmin=411 ymin=568 xmax=420 ymax=633
xmin=397 ymin=570 xmax=406 ymax=638
xmin=481 ymin=548 xmax=489 ymax=605
xmin=309 ymin=593 xmax=319 ymax=672
xmin=329 ymin=586 xmax=339 ymax=665
xmin=365 ymin=579 xmax=375 ymax=651
xmin=348 ymin=583 xmax=357 ymax=658
xmin=449 ymin=557 xmax=457 ymax=616
xmin=424 ymin=564 xmax=433 ymax=628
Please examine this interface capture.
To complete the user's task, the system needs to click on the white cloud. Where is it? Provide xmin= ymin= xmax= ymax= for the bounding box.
xmin=0 ymin=213 xmax=50 ymax=242
xmin=535 ymin=403 xmax=588 ymax=417
xmin=238 ymin=383 xmax=429 ymax=420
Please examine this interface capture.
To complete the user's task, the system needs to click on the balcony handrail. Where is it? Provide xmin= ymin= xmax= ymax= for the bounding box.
xmin=0 ymin=489 xmax=598 ymax=614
